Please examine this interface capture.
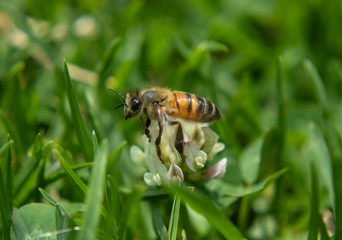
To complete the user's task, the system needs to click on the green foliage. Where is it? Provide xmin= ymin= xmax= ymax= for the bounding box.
xmin=12 ymin=204 xmax=58 ymax=239
xmin=1 ymin=0 xmax=341 ymax=239
xmin=168 ymin=195 xmax=181 ymax=240
xmin=151 ymin=202 xmax=168 ymax=240
xmin=54 ymin=145 xmax=89 ymax=197
xmin=308 ymin=163 xmax=319 ymax=240
xmin=78 ymin=140 xmax=108 ymax=240
xmin=63 ymin=60 xmax=94 ymax=162
xmin=168 ymin=184 xmax=244 ymax=240
xmin=0 ymin=138 xmax=13 ymax=240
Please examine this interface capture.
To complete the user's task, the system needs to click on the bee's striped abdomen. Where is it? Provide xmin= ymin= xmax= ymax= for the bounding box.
xmin=168 ymin=91 xmax=220 ymax=122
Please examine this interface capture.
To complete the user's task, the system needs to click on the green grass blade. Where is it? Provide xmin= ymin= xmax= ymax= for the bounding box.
xmin=327 ymin=139 xmax=342 ymax=239
xmin=107 ymin=141 xmax=127 ymax=170
xmin=92 ymin=130 xmax=99 ymax=153
xmin=0 ymin=162 xmax=12 ymax=240
xmin=55 ymin=204 xmax=63 ymax=240
xmin=14 ymin=133 xmax=43 ymax=192
xmin=0 ymin=111 xmax=22 ymax=156
xmin=318 ymin=215 xmax=330 ymax=240
xmin=169 ymin=184 xmax=245 ymax=240
xmin=96 ymin=37 xmax=122 ymax=82
xmin=276 ymin=58 xmax=287 ymax=141
xmin=304 ymin=59 xmax=342 ymax=239
xmin=168 ymin=195 xmax=181 ymax=240
xmin=0 ymin=137 xmax=13 ymax=208
xmin=31 ymin=132 xmax=43 ymax=156
xmin=54 ymin=146 xmax=88 ymax=196
xmin=38 ymin=188 xmax=79 ymax=239
xmin=188 ymin=41 xmax=228 ymax=70
xmin=63 ymin=59 xmax=93 ymax=162
xmin=308 ymin=162 xmax=319 ymax=240
xmin=0 ymin=140 xmax=13 ymax=157
xmin=151 ymin=203 xmax=168 ymax=240
xmin=106 ymin=175 xmax=122 ymax=219
xmin=103 ymin=175 xmax=120 ymax=238
xmin=259 ymin=60 xmax=287 ymax=179
xmin=118 ymin=190 xmax=143 ymax=239
xmin=197 ymin=41 xmax=229 ymax=53
xmin=304 ymin=60 xmax=329 ymax=111
xmin=45 ymin=162 xmax=93 ymax=185
xmin=225 ymin=168 xmax=288 ymax=198
xmin=77 ymin=140 xmax=109 ymax=240
xmin=14 ymin=141 xmax=53 ymax=206
xmin=39 ymin=187 xmax=60 ymax=206
xmin=38 ymin=188 xmax=67 ymax=214
xmin=53 ymin=146 xmax=115 ymax=238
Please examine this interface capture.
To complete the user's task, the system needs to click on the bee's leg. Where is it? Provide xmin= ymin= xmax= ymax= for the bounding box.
xmin=168 ymin=120 xmax=184 ymax=155
xmin=175 ymin=123 xmax=184 ymax=154
xmin=155 ymin=117 xmax=164 ymax=163
xmin=145 ymin=117 xmax=151 ymax=142
xmin=140 ymin=117 xmax=152 ymax=142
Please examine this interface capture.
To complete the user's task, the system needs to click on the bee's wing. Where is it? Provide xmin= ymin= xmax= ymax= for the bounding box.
xmin=156 ymin=106 xmax=169 ymax=125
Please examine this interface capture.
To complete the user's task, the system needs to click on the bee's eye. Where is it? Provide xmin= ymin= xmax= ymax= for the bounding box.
xmin=131 ymin=98 xmax=141 ymax=112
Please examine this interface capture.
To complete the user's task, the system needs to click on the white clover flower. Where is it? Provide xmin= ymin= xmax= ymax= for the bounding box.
xmin=130 ymin=119 xmax=227 ymax=186
xmin=204 ymin=158 xmax=227 ymax=179
xmin=130 ymin=145 xmax=145 ymax=165
xmin=144 ymin=172 xmax=163 ymax=187
xmin=184 ymin=141 xmax=207 ymax=171
xmin=167 ymin=162 xmax=184 ymax=182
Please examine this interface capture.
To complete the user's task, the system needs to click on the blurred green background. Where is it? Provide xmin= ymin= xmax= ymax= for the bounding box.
xmin=1 ymin=0 xmax=341 ymax=239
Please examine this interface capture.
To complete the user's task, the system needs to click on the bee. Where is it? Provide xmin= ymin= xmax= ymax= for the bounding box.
xmin=110 ymin=87 xmax=221 ymax=162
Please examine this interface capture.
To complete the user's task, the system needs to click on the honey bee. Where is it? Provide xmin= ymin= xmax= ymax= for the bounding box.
xmin=110 ymin=87 xmax=221 ymax=161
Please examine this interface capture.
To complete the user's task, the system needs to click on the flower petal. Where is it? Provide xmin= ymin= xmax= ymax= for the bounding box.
xmin=181 ymin=121 xmax=206 ymax=142
xmin=184 ymin=141 xmax=207 ymax=172
xmin=130 ymin=145 xmax=145 ymax=164
xmin=140 ymin=117 xmax=227 ymax=185
xmin=204 ymin=158 xmax=227 ymax=179
xmin=208 ymin=142 xmax=225 ymax=160
xmin=184 ymin=141 xmax=199 ymax=172
xmin=169 ymin=141 xmax=182 ymax=165
xmin=145 ymin=153 xmax=168 ymax=181
xmin=167 ymin=162 xmax=184 ymax=182
xmin=144 ymin=172 xmax=163 ymax=186
xmin=194 ymin=150 xmax=207 ymax=169
xmin=202 ymin=127 xmax=219 ymax=154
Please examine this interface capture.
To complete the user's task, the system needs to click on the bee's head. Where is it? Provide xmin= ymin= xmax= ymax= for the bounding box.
xmin=124 ymin=90 xmax=142 ymax=119
xmin=109 ymin=89 xmax=142 ymax=120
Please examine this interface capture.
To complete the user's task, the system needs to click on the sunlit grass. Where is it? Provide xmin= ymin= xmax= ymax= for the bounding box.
xmin=1 ymin=0 xmax=341 ymax=239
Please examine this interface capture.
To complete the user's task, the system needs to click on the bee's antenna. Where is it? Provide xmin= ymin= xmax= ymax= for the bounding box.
xmin=108 ymin=88 xmax=127 ymax=105
xmin=115 ymin=103 xmax=126 ymax=109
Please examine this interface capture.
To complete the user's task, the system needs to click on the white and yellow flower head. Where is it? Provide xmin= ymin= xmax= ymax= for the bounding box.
xmin=130 ymin=119 xmax=227 ymax=186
